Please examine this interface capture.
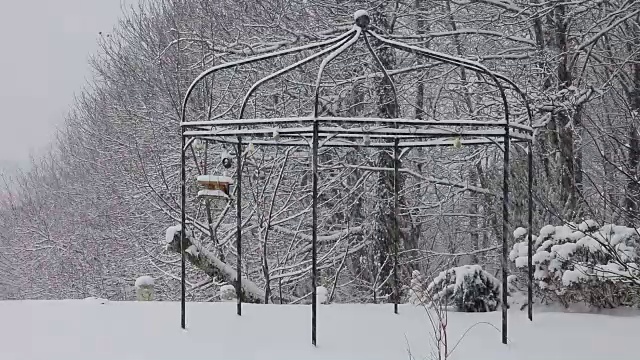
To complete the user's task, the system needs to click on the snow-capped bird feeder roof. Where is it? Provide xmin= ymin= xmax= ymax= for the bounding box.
xmin=196 ymin=175 xmax=233 ymax=200
xmin=197 ymin=175 xmax=233 ymax=190
xmin=197 ymin=175 xmax=234 ymax=186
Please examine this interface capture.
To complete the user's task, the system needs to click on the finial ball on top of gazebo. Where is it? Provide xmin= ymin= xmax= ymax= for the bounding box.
xmin=354 ymin=10 xmax=370 ymax=28
xmin=196 ymin=175 xmax=234 ymax=201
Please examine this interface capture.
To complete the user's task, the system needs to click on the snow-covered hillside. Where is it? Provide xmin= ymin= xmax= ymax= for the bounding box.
xmin=0 ymin=301 xmax=638 ymax=360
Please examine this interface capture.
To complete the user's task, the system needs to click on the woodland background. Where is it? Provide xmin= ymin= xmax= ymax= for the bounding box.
xmin=1 ymin=0 xmax=639 ymax=305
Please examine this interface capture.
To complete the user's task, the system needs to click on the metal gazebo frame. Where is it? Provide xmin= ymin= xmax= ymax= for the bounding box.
xmin=178 ymin=10 xmax=534 ymax=346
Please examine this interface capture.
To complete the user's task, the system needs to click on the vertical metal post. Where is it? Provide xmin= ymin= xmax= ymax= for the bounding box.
xmin=527 ymin=139 xmax=533 ymax=321
xmin=180 ymin=133 xmax=186 ymax=329
xmin=393 ymin=140 xmax=400 ymax=314
xmin=236 ymin=139 xmax=243 ymax=316
xmin=502 ymin=126 xmax=510 ymax=345
xmin=311 ymin=120 xmax=319 ymax=347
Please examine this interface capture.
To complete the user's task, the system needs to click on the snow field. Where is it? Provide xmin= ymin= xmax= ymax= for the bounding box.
xmin=0 ymin=301 xmax=638 ymax=360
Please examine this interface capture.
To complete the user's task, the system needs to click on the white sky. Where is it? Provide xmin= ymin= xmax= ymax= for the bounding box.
xmin=0 ymin=0 xmax=137 ymax=173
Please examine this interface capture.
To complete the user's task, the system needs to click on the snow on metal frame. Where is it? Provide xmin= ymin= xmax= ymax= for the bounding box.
xmin=183 ymin=128 xmax=532 ymax=140
xmin=184 ymin=136 xmax=526 ymax=149
xmin=182 ymin=117 xmax=534 ymax=131
xmin=181 ymin=117 xmax=533 ymax=146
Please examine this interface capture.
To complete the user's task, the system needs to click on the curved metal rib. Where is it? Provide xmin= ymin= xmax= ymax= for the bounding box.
xmin=181 ymin=30 xmax=356 ymax=124
xmin=366 ymin=30 xmax=510 ymax=124
xmin=366 ymin=28 xmax=517 ymax=345
xmin=363 ymin=32 xmax=400 ymax=118
xmin=366 ymin=30 xmax=533 ymax=128
xmin=178 ymin=25 xmax=355 ymax=331
xmin=310 ymin=24 xmax=361 ymax=347
xmin=313 ymin=26 xmax=362 ymax=118
xmin=238 ymin=29 xmax=358 ymax=119
xmin=363 ymin=30 xmax=401 ymax=314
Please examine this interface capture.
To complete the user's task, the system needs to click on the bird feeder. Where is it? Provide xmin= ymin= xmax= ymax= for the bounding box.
xmin=196 ymin=175 xmax=233 ymax=208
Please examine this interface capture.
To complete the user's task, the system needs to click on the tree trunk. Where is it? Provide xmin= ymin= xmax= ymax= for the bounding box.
xmin=624 ymin=21 xmax=640 ymax=225
xmin=166 ymin=228 xmax=293 ymax=303
xmin=541 ymin=2 xmax=583 ymax=220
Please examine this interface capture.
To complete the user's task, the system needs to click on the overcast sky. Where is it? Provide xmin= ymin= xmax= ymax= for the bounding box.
xmin=0 ymin=0 xmax=137 ymax=174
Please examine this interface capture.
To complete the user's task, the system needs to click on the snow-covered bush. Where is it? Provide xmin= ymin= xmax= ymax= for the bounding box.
xmin=408 ymin=270 xmax=428 ymax=305
xmin=165 ymin=224 xmax=193 ymax=251
xmin=510 ymin=222 xmax=640 ymax=308
xmin=426 ymin=265 xmax=501 ymax=312
xmin=135 ymin=276 xmax=154 ymax=301
xmin=219 ymin=284 xmax=236 ymax=302
xmin=316 ymin=286 xmax=328 ymax=304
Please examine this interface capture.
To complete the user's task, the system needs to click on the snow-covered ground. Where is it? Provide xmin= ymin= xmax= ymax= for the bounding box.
xmin=1 ymin=300 xmax=638 ymax=360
